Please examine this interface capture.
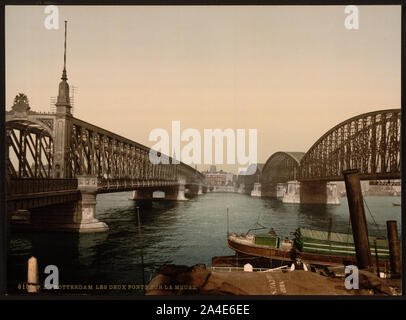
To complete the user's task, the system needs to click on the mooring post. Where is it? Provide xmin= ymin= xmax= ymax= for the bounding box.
xmin=327 ymin=217 xmax=333 ymax=254
xmin=342 ymin=169 xmax=372 ymax=270
xmin=386 ymin=220 xmax=401 ymax=277
xmin=374 ymin=239 xmax=380 ymax=277
xmin=227 ymin=207 xmax=229 ymax=236
xmin=27 ymin=256 xmax=39 ymax=293
xmin=136 ymin=207 xmax=146 ymax=291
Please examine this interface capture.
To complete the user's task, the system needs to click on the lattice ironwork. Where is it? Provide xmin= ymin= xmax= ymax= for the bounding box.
xmin=260 ymin=152 xmax=304 ymax=186
xmin=6 ymin=120 xmax=53 ymax=178
xmin=299 ymin=109 xmax=401 ymax=181
xmin=66 ymin=118 xmax=205 ymax=184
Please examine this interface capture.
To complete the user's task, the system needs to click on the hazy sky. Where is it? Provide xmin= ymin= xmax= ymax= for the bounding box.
xmin=6 ymin=6 xmax=401 ymax=173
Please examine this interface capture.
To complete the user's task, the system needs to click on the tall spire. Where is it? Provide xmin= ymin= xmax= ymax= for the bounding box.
xmin=56 ymin=20 xmax=71 ymax=112
xmin=61 ymin=20 xmax=67 ymax=81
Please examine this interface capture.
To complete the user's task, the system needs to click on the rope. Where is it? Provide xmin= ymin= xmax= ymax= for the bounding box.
xmin=363 ymin=198 xmax=384 ymax=238
xmin=246 ymin=210 xmax=266 ymax=234
xmin=345 ymin=213 xmax=352 ymax=258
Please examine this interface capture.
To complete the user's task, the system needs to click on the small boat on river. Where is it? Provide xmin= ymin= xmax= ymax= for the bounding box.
xmin=227 ymin=228 xmax=390 ymax=268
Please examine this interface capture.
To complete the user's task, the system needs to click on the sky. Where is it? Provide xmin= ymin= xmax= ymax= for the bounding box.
xmin=6 ymin=6 xmax=401 ymax=174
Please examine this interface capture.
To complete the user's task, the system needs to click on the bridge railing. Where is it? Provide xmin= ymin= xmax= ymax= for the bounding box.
xmin=96 ymin=178 xmax=180 ymax=192
xmin=7 ymin=178 xmax=78 ymax=195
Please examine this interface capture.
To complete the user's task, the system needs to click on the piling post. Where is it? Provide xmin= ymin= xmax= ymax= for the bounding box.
xmin=27 ymin=256 xmax=39 ymax=293
xmin=227 ymin=207 xmax=229 ymax=236
xmin=136 ymin=207 xmax=146 ymax=291
xmin=342 ymin=169 xmax=372 ymax=270
xmin=373 ymin=239 xmax=380 ymax=277
xmin=327 ymin=218 xmax=333 ymax=254
xmin=386 ymin=220 xmax=401 ymax=277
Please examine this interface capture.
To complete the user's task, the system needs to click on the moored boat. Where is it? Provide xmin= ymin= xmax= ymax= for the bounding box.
xmin=227 ymin=228 xmax=390 ymax=268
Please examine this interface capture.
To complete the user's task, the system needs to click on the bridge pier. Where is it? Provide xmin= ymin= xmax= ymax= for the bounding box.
xmin=261 ymin=183 xmax=278 ymax=198
xmin=250 ymin=183 xmax=261 ymax=197
xmin=300 ymin=181 xmax=326 ymax=204
xmin=276 ymin=183 xmax=287 ymax=199
xmin=282 ymin=180 xmax=340 ymax=204
xmin=185 ymin=184 xmax=203 ymax=196
xmin=130 ymin=182 xmax=188 ymax=201
xmin=13 ymin=176 xmax=109 ymax=233
xmin=282 ymin=181 xmax=301 ymax=203
xmin=326 ymin=182 xmax=340 ymax=205
xmin=74 ymin=176 xmax=109 ymax=232
xmin=300 ymin=181 xmax=340 ymax=205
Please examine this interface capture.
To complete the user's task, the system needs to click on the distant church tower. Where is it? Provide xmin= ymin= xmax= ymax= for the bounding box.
xmin=53 ymin=21 xmax=73 ymax=178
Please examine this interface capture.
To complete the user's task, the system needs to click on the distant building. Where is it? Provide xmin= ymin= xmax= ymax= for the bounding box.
xmin=203 ymin=168 xmax=235 ymax=186
xmin=204 ymin=173 xmax=227 ymax=186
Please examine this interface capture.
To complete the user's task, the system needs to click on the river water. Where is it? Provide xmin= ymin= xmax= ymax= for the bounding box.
xmin=7 ymin=192 xmax=401 ymax=295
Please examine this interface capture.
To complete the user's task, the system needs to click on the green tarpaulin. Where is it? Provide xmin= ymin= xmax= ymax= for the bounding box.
xmin=294 ymin=228 xmax=390 ymax=259
xmin=254 ymin=234 xmax=279 ymax=248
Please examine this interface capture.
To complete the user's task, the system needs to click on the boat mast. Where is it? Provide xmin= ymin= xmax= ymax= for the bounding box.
xmin=227 ymin=207 xmax=229 ymax=236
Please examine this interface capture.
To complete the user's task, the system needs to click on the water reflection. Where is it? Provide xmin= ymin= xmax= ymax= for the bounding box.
xmin=7 ymin=192 xmax=401 ymax=295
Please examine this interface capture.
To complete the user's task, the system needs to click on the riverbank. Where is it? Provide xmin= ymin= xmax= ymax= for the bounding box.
xmin=145 ymin=264 xmax=401 ymax=296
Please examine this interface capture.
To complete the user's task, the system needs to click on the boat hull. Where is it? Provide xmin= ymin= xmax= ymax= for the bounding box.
xmin=228 ymin=238 xmax=389 ymax=268
xmin=227 ymin=239 xmax=295 ymax=262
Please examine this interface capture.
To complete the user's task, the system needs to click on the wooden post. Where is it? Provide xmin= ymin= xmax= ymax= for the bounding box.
xmin=386 ymin=220 xmax=401 ymax=277
xmin=374 ymin=239 xmax=380 ymax=277
xmin=136 ymin=207 xmax=146 ymax=291
xmin=342 ymin=169 xmax=372 ymax=270
xmin=227 ymin=207 xmax=229 ymax=236
xmin=327 ymin=217 xmax=333 ymax=254
xmin=27 ymin=256 xmax=39 ymax=293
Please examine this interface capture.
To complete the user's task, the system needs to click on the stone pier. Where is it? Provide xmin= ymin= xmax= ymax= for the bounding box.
xmin=326 ymin=182 xmax=340 ymax=205
xmin=260 ymin=182 xmax=278 ymax=198
xmin=17 ymin=176 xmax=109 ymax=233
xmin=130 ymin=182 xmax=188 ymax=201
xmin=282 ymin=180 xmax=340 ymax=205
xmin=185 ymin=184 xmax=203 ymax=196
xmin=300 ymin=181 xmax=339 ymax=205
xmin=250 ymin=183 xmax=261 ymax=197
xmin=74 ymin=176 xmax=109 ymax=232
xmin=276 ymin=183 xmax=287 ymax=199
xmin=282 ymin=181 xmax=301 ymax=204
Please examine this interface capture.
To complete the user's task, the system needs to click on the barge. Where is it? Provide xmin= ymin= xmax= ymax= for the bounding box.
xmin=227 ymin=228 xmax=390 ymax=269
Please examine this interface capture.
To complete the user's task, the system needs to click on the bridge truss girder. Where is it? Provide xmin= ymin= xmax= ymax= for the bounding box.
xmin=67 ymin=118 xmax=205 ymax=185
xmin=6 ymin=121 xmax=53 ymax=179
xmin=260 ymin=152 xmax=304 ymax=188
xmin=299 ymin=109 xmax=401 ymax=181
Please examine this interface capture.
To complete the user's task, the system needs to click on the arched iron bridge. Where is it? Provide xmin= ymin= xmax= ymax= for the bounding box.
xmin=260 ymin=109 xmax=401 ymax=186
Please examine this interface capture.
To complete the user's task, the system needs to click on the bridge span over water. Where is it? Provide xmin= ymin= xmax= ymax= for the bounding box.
xmin=6 ymin=73 xmax=206 ymax=233
xmin=244 ymin=109 xmax=401 ymax=204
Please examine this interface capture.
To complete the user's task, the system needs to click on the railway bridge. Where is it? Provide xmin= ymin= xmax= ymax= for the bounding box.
xmin=6 ymin=71 xmax=205 ymax=233
xmin=258 ymin=109 xmax=401 ymax=204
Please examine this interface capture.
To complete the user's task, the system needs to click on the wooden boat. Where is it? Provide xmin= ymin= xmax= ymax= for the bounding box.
xmin=227 ymin=228 xmax=390 ymax=268
xmin=392 ymin=203 xmax=401 ymax=206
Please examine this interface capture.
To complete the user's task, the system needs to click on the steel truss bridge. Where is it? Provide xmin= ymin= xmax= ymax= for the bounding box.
xmin=258 ymin=109 xmax=401 ymax=199
xmin=6 ymin=93 xmax=206 ymax=232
